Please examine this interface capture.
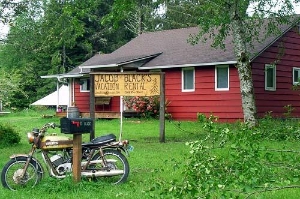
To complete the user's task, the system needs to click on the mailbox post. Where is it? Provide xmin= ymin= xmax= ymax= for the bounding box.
xmin=72 ymin=133 xmax=82 ymax=183
xmin=60 ymin=117 xmax=93 ymax=183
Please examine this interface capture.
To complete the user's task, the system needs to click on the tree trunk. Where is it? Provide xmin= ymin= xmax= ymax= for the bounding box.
xmin=232 ymin=20 xmax=257 ymax=127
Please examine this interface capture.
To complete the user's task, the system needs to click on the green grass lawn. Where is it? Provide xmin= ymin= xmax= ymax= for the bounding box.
xmin=0 ymin=110 xmax=300 ymax=198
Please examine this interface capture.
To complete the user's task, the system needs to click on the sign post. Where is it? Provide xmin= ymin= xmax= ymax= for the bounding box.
xmin=91 ymin=72 xmax=165 ymax=142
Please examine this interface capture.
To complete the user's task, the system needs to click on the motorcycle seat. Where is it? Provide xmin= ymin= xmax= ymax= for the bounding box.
xmin=82 ymin=133 xmax=116 ymax=147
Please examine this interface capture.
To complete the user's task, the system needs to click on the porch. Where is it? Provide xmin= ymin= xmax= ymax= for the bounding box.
xmin=56 ymin=111 xmax=120 ymax=119
xmin=55 ymin=110 xmax=139 ymax=119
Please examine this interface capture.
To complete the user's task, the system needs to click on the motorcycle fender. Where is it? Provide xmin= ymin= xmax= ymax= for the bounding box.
xmin=118 ymin=147 xmax=130 ymax=156
xmin=9 ymin=154 xmax=45 ymax=176
xmin=10 ymin=154 xmax=29 ymax=159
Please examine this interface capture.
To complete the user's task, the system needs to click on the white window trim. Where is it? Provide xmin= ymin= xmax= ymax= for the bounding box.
xmin=293 ymin=67 xmax=300 ymax=85
xmin=215 ymin=65 xmax=229 ymax=91
xmin=182 ymin=67 xmax=195 ymax=92
xmin=80 ymin=79 xmax=90 ymax=92
xmin=265 ymin=64 xmax=276 ymax=91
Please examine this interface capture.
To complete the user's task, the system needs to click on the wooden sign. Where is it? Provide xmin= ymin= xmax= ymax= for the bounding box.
xmin=93 ymin=73 xmax=160 ymax=96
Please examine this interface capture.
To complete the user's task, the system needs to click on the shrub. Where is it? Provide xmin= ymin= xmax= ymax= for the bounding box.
xmin=0 ymin=123 xmax=21 ymax=147
xmin=124 ymin=96 xmax=171 ymax=118
xmin=123 ymin=96 xmax=160 ymax=118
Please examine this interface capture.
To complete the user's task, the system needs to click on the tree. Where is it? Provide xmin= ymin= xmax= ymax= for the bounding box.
xmin=0 ymin=66 xmax=27 ymax=108
xmin=0 ymin=1 xmax=56 ymax=108
xmin=188 ymin=0 xmax=299 ymax=127
xmin=102 ymin=0 xmax=162 ymax=35
xmin=0 ymin=0 xmax=134 ymax=108
xmin=102 ymin=0 xmax=202 ymax=35
xmin=159 ymin=0 xmax=202 ymax=29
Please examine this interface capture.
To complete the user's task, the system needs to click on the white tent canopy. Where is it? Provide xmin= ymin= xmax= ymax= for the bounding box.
xmin=31 ymin=85 xmax=69 ymax=106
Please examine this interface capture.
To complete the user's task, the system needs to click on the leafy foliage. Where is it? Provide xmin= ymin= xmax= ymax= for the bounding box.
xmin=0 ymin=67 xmax=26 ymax=104
xmin=0 ymin=0 xmax=134 ymax=109
xmin=150 ymin=113 xmax=300 ymax=198
xmin=159 ymin=0 xmax=202 ymax=29
xmin=0 ymin=123 xmax=21 ymax=148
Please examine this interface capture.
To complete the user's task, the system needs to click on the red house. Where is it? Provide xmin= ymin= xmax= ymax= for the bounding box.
xmin=43 ymin=17 xmax=300 ymax=122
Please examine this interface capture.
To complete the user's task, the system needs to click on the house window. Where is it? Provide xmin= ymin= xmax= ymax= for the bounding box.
xmin=80 ymin=79 xmax=90 ymax=92
xmin=293 ymin=67 xmax=300 ymax=85
xmin=215 ymin=65 xmax=229 ymax=91
xmin=265 ymin=64 xmax=276 ymax=91
xmin=182 ymin=67 xmax=195 ymax=92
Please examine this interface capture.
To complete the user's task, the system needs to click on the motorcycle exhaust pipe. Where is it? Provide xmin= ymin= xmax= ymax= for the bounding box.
xmin=81 ymin=159 xmax=117 ymax=166
xmin=81 ymin=170 xmax=124 ymax=177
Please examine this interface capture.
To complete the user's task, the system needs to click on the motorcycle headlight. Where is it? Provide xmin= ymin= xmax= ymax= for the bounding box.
xmin=27 ymin=132 xmax=35 ymax=144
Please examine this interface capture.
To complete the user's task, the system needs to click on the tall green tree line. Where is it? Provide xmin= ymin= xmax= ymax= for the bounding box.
xmin=0 ymin=0 xmax=200 ymax=109
xmin=0 ymin=0 xmax=134 ymax=109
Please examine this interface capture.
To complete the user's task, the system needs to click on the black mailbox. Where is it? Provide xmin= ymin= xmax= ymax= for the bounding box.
xmin=60 ymin=117 xmax=93 ymax=134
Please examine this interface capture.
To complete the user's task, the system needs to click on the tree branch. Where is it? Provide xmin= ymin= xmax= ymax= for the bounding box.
xmin=245 ymin=185 xmax=300 ymax=199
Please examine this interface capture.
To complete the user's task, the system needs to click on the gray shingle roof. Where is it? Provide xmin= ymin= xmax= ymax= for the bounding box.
xmin=70 ymin=16 xmax=299 ymax=75
xmin=79 ymin=27 xmax=236 ymax=69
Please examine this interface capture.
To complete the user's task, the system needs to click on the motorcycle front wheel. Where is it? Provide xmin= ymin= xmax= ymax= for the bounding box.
xmin=1 ymin=157 xmax=43 ymax=191
xmin=90 ymin=149 xmax=129 ymax=184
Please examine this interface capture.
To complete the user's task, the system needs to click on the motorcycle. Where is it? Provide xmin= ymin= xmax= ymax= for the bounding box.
xmin=1 ymin=122 xmax=131 ymax=191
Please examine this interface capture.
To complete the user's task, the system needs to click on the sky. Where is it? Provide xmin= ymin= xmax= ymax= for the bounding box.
xmin=0 ymin=2 xmax=299 ymax=39
xmin=0 ymin=24 xmax=9 ymax=39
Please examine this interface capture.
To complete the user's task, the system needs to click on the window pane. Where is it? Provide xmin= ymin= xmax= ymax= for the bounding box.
xmin=183 ymin=69 xmax=194 ymax=90
xmin=86 ymin=80 xmax=90 ymax=90
xmin=266 ymin=67 xmax=274 ymax=87
xmin=81 ymin=79 xmax=90 ymax=91
xmin=217 ymin=67 xmax=228 ymax=88
xmin=294 ymin=70 xmax=299 ymax=83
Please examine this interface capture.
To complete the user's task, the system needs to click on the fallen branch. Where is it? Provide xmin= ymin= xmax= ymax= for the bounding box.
xmin=245 ymin=185 xmax=300 ymax=199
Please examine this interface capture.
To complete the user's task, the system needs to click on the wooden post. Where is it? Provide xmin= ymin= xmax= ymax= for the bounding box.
xmin=72 ymin=134 xmax=82 ymax=183
xmin=159 ymin=73 xmax=165 ymax=143
xmin=89 ymin=74 xmax=95 ymax=140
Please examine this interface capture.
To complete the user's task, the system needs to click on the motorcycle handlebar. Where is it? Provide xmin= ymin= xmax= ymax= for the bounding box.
xmin=42 ymin=123 xmax=60 ymax=131
xmin=51 ymin=123 xmax=61 ymax=128
xmin=32 ymin=122 xmax=61 ymax=135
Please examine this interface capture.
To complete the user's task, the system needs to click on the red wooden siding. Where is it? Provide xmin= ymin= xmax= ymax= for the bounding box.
xmin=252 ymin=27 xmax=300 ymax=118
xmin=73 ymin=83 xmax=89 ymax=112
xmin=73 ymin=82 xmax=120 ymax=112
xmin=164 ymin=66 xmax=243 ymax=122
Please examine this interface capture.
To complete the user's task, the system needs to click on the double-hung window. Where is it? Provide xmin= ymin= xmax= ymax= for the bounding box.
xmin=215 ymin=65 xmax=229 ymax=91
xmin=182 ymin=67 xmax=195 ymax=92
xmin=265 ymin=64 xmax=276 ymax=91
xmin=80 ymin=79 xmax=90 ymax=92
xmin=293 ymin=67 xmax=300 ymax=85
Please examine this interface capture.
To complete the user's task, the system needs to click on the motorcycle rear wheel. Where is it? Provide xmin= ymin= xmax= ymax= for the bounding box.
xmin=90 ymin=149 xmax=129 ymax=184
xmin=1 ymin=157 xmax=43 ymax=191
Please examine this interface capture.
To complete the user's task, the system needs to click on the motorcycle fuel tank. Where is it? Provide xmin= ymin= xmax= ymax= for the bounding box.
xmin=40 ymin=134 xmax=73 ymax=150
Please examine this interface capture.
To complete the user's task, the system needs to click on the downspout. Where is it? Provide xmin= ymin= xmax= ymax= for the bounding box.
xmin=119 ymin=66 xmax=124 ymax=141
xmin=56 ymin=81 xmax=60 ymax=112
xmin=72 ymin=78 xmax=75 ymax=106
